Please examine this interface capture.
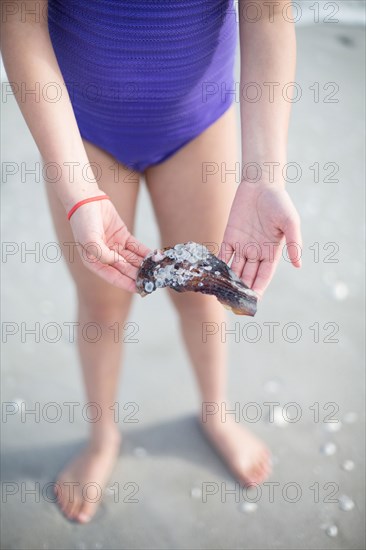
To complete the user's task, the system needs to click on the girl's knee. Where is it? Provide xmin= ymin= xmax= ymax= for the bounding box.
xmin=77 ymin=288 xmax=133 ymax=323
xmin=168 ymin=289 xmax=220 ymax=319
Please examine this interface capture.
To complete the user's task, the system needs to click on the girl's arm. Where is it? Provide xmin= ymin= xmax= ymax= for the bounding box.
xmin=1 ymin=0 xmax=100 ymax=210
xmin=219 ymin=0 xmax=302 ymax=297
xmin=239 ymin=0 xmax=296 ymax=173
xmin=1 ymin=1 xmax=150 ymax=291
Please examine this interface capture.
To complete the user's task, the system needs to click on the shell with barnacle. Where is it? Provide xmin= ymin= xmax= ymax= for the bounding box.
xmin=136 ymin=241 xmax=258 ymax=316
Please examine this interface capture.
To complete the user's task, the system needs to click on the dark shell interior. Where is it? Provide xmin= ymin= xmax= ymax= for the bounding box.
xmin=136 ymin=242 xmax=258 ymax=316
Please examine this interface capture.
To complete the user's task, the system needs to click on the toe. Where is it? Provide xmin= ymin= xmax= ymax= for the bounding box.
xmin=64 ymin=497 xmax=76 ymax=520
xmin=67 ymin=497 xmax=81 ymax=520
xmin=263 ymin=459 xmax=272 ymax=476
xmin=249 ymin=470 xmax=262 ymax=485
xmin=58 ymin=485 xmax=77 ymax=520
xmin=258 ymin=449 xmax=271 ymax=471
xmin=248 ymin=460 xmax=268 ymax=485
xmin=77 ymin=513 xmax=91 ymax=524
xmin=259 ymin=466 xmax=269 ymax=481
xmin=256 ymin=457 xmax=269 ymax=476
xmin=60 ymin=497 xmax=69 ymax=516
xmin=77 ymin=502 xmax=95 ymax=524
xmin=55 ymin=482 xmax=66 ymax=507
xmin=54 ymin=482 xmax=61 ymax=501
xmin=55 ymin=481 xmax=67 ymax=506
xmin=256 ymin=470 xmax=268 ymax=484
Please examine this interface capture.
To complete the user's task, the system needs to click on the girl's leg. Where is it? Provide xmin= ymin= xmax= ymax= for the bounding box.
xmin=45 ymin=139 xmax=140 ymax=522
xmin=145 ymin=105 xmax=271 ymax=485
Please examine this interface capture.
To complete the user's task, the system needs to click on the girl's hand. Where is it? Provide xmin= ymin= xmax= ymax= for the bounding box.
xmin=218 ymin=181 xmax=302 ymax=298
xmin=69 ymin=194 xmax=151 ymax=292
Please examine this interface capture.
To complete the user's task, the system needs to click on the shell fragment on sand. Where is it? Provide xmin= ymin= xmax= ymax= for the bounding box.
xmin=325 ymin=525 xmax=338 ymax=538
xmin=338 ymin=495 xmax=355 ymax=511
xmin=136 ymin=242 xmax=258 ymax=316
xmin=239 ymin=501 xmax=258 ymax=513
xmin=320 ymin=442 xmax=337 ymax=456
xmin=341 ymin=459 xmax=355 ymax=471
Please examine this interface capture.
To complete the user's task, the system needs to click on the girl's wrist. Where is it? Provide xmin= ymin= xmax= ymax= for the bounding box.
xmin=67 ymin=194 xmax=111 ymax=221
xmin=51 ymin=178 xmax=104 ymax=212
xmin=41 ymin=155 xmax=104 ymax=211
xmin=240 ymin=178 xmax=286 ymax=190
xmin=240 ymin=159 xmax=287 ymax=189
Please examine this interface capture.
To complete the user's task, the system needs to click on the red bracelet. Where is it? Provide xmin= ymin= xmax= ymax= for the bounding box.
xmin=67 ymin=195 xmax=111 ymax=220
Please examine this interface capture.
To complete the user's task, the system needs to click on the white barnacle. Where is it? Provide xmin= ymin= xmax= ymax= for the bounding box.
xmin=181 ymin=250 xmax=191 ymax=260
xmin=144 ymin=281 xmax=154 ymax=293
xmin=157 ymin=265 xmax=173 ymax=281
xmin=174 ymin=244 xmax=186 ymax=256
xmin=165 ymin=249 xmax=176 ymax=259
xmin=187 ymin=254 xmax=198 ymax=264
xmin=188 ymin=242 xmax=209 ymax=260
xmin=151 ymin=250 xmax=165 ymax=262
xmin=197 ymin=248 xmax=210 ymax=261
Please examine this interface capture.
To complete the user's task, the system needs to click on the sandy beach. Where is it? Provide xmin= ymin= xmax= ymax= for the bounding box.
xmin=1 ymin=11 xmax=365 ymax=550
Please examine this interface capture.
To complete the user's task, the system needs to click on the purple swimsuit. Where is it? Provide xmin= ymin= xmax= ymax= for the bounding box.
xmin=48 ymin=0 xmax=237 ymax=172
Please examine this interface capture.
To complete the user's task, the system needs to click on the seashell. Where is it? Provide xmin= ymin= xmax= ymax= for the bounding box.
xmin=320 ymin=442 xmax=337 ymax=456
xmin=338 ymin=495 xmax=355 ymax=511
xmin=136 ymin=241 xmax=258 ymax=316
xmin=325 ymin=525 xmax=338 ymax=537
xmin=239 ymin=501 xmax=258 ymax=513
xmin=190 ymin=487 xmax=202 ymax=499
xmin=341 ymin=459 xmax=355 ymax=471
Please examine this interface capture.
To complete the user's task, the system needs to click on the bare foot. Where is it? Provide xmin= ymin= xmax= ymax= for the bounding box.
xmin=54 ymin=429 xmax=121 ymax=523
xmin=199 ymin=416 xmax=271 ymax=486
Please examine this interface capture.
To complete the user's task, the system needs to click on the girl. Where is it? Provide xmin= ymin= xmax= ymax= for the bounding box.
xmin=1 ymin=0 xmax=302 ymax=523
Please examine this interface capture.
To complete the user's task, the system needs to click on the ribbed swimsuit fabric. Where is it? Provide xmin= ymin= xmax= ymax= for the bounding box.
xmin=48 ymin=0 xmax=238 ymax=172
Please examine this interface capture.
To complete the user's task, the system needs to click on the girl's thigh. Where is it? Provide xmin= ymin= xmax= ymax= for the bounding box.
xmin=144 ymin=105 xmax=239 ymax=249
